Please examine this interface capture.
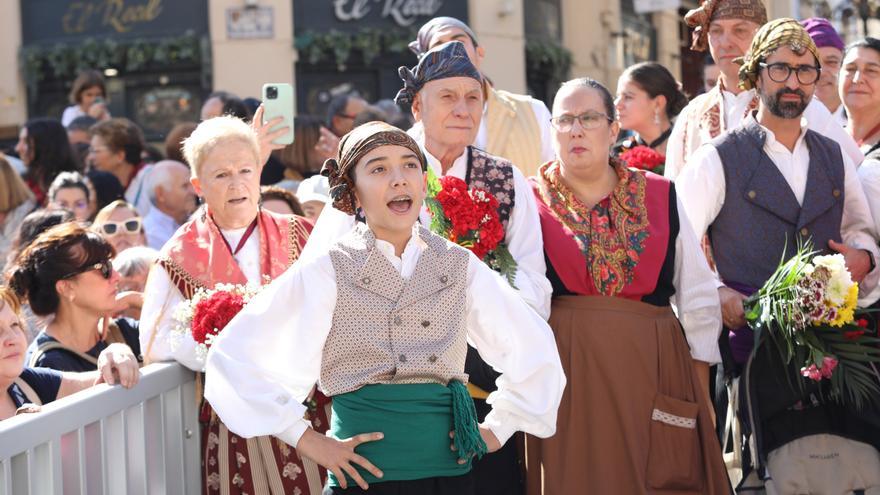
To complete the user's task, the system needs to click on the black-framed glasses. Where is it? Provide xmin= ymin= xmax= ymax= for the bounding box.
xmin=61 ymin=259 xmax=113 ymax=280
xmin=759 ymin=62 xmax=821 ymax=85
xmin=98 ymin=218 xmax=142 ymax=237
xmin=550 ymin=112 xmax=613 ymax=132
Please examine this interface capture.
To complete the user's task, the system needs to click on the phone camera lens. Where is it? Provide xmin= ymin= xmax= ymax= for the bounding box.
xmin=266 ymin=86 xmax=278 ymax=99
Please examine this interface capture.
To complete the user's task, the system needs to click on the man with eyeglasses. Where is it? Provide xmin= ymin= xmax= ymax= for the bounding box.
xmin=676 ymin=19 xmax=880 ymax=490
xmin=665 ymin=0 xmax=861 ymax=179
xmin=326 ymin=92 xmax=368 ymax=138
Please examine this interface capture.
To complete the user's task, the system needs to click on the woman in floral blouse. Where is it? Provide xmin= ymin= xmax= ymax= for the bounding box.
xmin=524 ymin=78 xmax=730 ymax=494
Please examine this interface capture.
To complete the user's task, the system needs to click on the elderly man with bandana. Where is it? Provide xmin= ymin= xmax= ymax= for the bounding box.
xmin=664 ymin=0 xmax=862 ymax=179
xmin=677 ymin=19 xmax=880 ymax=491
xmin=396 ymin=41 xmax=551 ymax=495
xmin=407 ymin=17 xmax=554 ymax=178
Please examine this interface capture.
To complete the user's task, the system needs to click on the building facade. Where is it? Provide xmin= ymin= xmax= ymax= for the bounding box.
xmin=0 ymin=0 xmax=830 ymax=146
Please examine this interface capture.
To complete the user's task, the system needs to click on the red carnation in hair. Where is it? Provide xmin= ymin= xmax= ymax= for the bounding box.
xmin=191 ymin=291 xmax=246 ymax=347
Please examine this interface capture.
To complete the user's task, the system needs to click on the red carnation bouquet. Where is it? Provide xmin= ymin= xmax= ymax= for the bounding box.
xmin=619 ymin=145 xmax=666 ymax=175
xmin=171 ymin=283 xmax=263 ymax=362
xmin=425 ymin=169 xmax=517 ymax=287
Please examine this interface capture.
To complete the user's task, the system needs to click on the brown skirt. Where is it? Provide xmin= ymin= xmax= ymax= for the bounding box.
xmin=525 ymin=296 xmax=730 ymax=494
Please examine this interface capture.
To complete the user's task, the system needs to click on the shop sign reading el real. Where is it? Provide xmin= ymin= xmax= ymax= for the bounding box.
xmin=21 ymin=0 xmax=208 ymax=44
xmin=333 ymin=0 xmax=445 ymax=26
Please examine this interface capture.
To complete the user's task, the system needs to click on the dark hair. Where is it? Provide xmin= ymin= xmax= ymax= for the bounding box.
xmin=164 ymin=122 xmax=198 ymax=164
xmin=242 ymin=97 xmax=261 ymax=116
xmin=9 ymin=223 xmax=114 ymax=315
xmin=48 ymin=171 xmax=91 ymax=202
xmin=90 ymin=118 xmax=146 ymax=166
xmin=222 ymin=97 xmax=253 ymax=122
xmin=85 ymin=170 xmax=124 ymax=213
xmin=67 ymin=115 xmax=98 ymax=132
xmin=23 ymin=118 xmax=82 ymax=191
xmin=326 ymin=92 xmax=361 ymax=128
xmin=68 ymin=70 xmax=106 ymax=105
xmin=559 ymin=78 xmax=617 ymax=120
xmin=621 ymin=62 xmax=689 ymax=120
xmin=261 ymin=186 xmax=304 ymax=216
xmin=845 ymin=37 xmax=880 ymax=57
xmin=274 ymin=115 xmax=324 ymax=177
xmin=353 ymin=107 xmax=390 ymax=128
xmin=3 ymin=209 xmax=75 ymax=280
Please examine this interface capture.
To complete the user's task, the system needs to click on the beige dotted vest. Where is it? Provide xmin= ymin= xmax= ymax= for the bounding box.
xmin=321 ymin=224 xmax=471 ymax=397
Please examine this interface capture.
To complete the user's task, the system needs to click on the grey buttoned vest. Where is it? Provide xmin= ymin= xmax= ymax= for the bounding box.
xmin=710 ymin=119 xmax=844 ymax=288
xmin=321 ymin=224 xmax=471 ymax=397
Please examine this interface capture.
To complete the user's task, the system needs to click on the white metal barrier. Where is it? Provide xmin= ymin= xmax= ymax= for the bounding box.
xmin=0 ymin=362 xmax=201 ymax=495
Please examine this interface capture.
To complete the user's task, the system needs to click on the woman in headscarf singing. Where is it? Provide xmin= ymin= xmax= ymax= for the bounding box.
xmin=203 ymin=122 xmax=565 ymax=495
xmin=525 ymin=78 xmax=730 ymax=494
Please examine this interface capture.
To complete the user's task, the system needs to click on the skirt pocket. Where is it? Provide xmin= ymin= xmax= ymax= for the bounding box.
xmin=646 ymin=393 xmax=701 ymax=490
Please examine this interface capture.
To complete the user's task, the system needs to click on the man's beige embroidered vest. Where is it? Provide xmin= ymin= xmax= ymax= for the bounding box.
xmin=485 ymin=87 xmax=544 ymax=178
xmin=321 ymin=225 xmax=471 ymax=396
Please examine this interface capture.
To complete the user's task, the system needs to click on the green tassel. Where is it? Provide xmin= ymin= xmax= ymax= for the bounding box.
xmin=449 ymin=380 xmax=488 ymax=462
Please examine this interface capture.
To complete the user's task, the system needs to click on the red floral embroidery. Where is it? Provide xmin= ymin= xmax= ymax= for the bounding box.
xmin=537 ymin=160 xmax=650 ymax=296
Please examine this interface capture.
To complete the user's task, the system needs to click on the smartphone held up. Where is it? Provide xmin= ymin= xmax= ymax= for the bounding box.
xmin=261 ymin=83 xmax=294 ymax=146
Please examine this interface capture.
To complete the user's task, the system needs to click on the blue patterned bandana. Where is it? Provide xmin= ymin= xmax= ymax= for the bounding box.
xmin=395 ymin=41 xmax=482 ymax=106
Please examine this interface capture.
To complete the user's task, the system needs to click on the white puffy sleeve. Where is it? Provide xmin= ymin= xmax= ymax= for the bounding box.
xmin=671 ymin=193 xmax=723 ymax=363
xmin=505 ymin=167 xmax=553 ymax=320
xmin=464 ymin=254 xmax=565 ymax=446
xmin=204 ymin=255 xmax=337 ymax=448
xmin=139 ymin=265 xmax=205 ymax=371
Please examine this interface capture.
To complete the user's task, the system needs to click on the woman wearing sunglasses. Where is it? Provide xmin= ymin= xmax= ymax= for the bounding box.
xmin=8 ymin=223 xmax=141 ymax=377
xmin=2 ymin=286 xmax=138 ymax=422
xmin=92 ymin=200 xmax=147 ymax=256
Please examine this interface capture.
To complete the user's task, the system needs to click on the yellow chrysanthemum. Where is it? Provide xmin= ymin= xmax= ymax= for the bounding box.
xmin=827 ymin=282 xmax=859 ymax=327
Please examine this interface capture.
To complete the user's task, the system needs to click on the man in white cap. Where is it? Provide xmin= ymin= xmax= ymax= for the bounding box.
xmin=296 ymin=175 xmax=330 ymax=222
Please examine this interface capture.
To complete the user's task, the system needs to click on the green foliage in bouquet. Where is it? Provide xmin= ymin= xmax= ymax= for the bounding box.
xmin=744 ymin=242 xmax=880 ymax=410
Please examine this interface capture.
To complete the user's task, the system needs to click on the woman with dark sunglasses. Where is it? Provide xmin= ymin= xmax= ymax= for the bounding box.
xmin=8 ymin=223 xmax=141 ymax=376
xmin=92 ymin=200 xmax=147 ymax=256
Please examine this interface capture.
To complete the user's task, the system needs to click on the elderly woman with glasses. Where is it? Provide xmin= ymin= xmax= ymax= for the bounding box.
xmin=8 ymin=223 xmax=141 ymax=377
xmin=139 ymin=114 xmax=328 ymax=495
xmin=92 ymin=200 xmax=147 ymax=255
xmin=524 ymin=78 xmax=729 ymax=494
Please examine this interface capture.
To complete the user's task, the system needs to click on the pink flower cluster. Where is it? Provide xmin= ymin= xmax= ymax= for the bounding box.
xmin=800 ymin=356 xmax=839 ymax=382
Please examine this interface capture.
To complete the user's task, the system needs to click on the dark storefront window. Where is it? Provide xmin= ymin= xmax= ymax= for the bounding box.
xmin=620 ymin=0 xmax=658 ymax=66
xmin=524 ymin=0 xmax=570 ymax=106
xmin=292 ymin=1 xmax=469 ymax=117
xmin=19 ymin=0 xmax=210 ymax=141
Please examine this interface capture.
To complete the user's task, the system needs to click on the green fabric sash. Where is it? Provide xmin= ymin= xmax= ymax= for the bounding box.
xmin=328 ymin=381 xmax=487 ymax=487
